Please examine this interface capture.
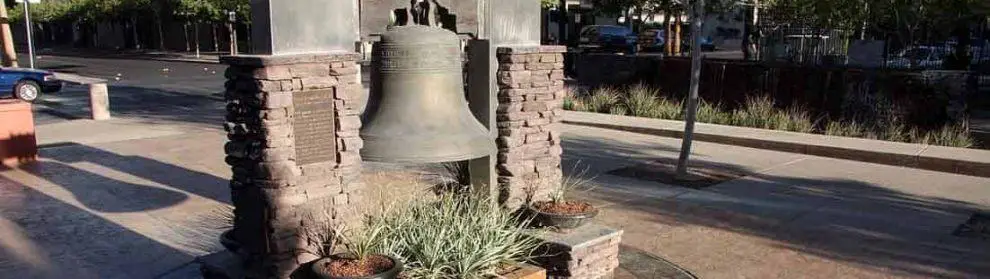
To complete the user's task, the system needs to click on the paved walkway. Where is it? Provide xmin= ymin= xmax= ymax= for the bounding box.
xmin=2 ymin=107 xmax=989 ymax=278
xmin=564 ymin=124 xmax=990 ymax=278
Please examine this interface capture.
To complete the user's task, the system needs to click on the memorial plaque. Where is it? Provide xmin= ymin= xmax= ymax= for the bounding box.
xmin=292 ymin=89 xmax=337 ymax=165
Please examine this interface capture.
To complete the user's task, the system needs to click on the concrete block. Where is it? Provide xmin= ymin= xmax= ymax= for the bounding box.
xmin=89 ymin=83 xmax=111 ymax=120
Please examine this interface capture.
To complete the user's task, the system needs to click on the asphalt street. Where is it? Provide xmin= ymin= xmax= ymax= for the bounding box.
xmin=20 ymin=55 xmax=227 ymax=125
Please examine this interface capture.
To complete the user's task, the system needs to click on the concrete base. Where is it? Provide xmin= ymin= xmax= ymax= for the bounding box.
xmin=527 ymin=223 xmax=623 ymax=279
xmin=89 ymin=83 xmax=111 ymax=120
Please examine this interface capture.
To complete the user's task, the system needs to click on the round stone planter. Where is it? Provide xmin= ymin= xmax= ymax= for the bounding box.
xmin=311 ymin=254 xmax=403 ymax=279
xmin=528 ymin=202 xmax=599 ymax=230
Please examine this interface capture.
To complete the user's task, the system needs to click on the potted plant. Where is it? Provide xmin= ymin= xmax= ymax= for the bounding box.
xmin=309 ymin=223 xmax=403 ymax=279
xmin=527 ymin=169 xmax=598 ymax=229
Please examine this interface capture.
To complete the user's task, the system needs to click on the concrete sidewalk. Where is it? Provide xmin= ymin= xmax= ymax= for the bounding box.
xmin=1 ymin=114 xmax=989 ymax=278
xmin=563 ymin=124 xmax=990 ymax=278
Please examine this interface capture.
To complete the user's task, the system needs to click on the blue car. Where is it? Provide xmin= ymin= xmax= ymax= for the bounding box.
xmin=579 ymin=25 xmax=638 ymax=53
xmin=1 ymin=67 xmax=61 ymax=102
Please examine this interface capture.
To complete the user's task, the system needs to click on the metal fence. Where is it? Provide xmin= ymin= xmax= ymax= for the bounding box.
xmin=756 ymin=27 xmax=851 ymax=66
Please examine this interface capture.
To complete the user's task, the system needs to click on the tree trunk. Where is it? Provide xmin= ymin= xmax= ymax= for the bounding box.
xmin=0 ymin=3 xmax=18 ymax=67
xmin=212 ymin=23 xmax=219 ymax=52
xmin=674 ymin=11 xmax=682 ymax=56
xmin=194 ymin=22 xmax=201 ymax=58
xmin=748 ymin=0 xmax=760 ymax=60
xmin=246 ymin=23 xmax=252 ymax=53
xmin=131 ymin=15 xmax=141 ymax=50
xmin=183 ymin=23 xmax=190 ymax=52
xmin=948 ymin=21 xmax=972 ymax=70
xmin=664 ymin=7 xmax=672 ymax=55
xmin=676 ymin=0 xmax=705 ymax=176
xmin=156 ymin=12 xmax=165 ymax=49
xmin=92 ymin=23 xmax=100 ymax=48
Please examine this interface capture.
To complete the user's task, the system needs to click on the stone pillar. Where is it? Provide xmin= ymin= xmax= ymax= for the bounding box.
xmin=495 ymin=45 xmax=567 ymax=208
xmin=220 ymin=53 xmax=363 ymax=278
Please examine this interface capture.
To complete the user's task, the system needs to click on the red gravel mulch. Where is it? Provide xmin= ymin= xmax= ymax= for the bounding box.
xmin=533 ymin=200 xmax=594 ymax=215
xmin=320 ymin=254 xmax=394 ymax=277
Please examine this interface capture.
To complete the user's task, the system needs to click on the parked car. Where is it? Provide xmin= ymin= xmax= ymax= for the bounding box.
xmin=1 ymin=67 xmax=60 ymax=102
xmin=579 ymin=25 xmax=637 ymax=53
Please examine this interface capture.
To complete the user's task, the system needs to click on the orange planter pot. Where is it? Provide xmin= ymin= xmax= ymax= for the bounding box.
xmin=0 ymin=99 xmax=37 ymax=167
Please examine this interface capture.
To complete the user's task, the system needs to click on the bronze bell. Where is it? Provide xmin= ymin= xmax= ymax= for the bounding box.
xmin=360 ymin=25 xmax=493 ymax=163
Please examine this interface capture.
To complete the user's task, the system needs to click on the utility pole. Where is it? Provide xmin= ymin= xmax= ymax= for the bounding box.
xmin=675 ymin=0 xmax=704 ymax=177
xmin=22 ymin=0 xmax=34 ymax=68
xmin=0 ymin=2 xmax=18 ymax=67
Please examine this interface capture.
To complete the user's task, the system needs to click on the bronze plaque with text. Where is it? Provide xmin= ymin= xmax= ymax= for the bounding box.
xmin=292 ymin=89 xmax=336 ymax=165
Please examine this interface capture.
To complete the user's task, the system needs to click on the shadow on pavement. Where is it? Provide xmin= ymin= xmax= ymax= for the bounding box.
xmin=0 ymin=174 xmax=198 ymax=278
xmin=561 ymin=136 xmax=990 ymax=278
xmin=39 ymin=143 xmax=229 ymax=204
xmin=20 ymin=161 xmax=189 ymax=213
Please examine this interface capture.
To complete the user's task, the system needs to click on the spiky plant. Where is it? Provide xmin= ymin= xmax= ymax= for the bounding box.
xmin=928 ymin=123 xmax=975 ymax=148
xmin=649 ymin=96 xmax=684 ymax=120
xmin=696 ymin=101 xmax=731 ymax=125
xmin=584 ymin=86 xmax=620 ymax=113
xmin=623 ymin=83 xmax=659 ymax=117
xmin=371 ymin=194 xmax=541 ymax=279
xmin=610 ymin=105 xmax=629 ymax=116
xmin=546 ymin=164 xmax=595 ymax=204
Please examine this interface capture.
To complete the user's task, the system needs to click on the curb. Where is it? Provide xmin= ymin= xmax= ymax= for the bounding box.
xmin=563 ymin=111 xmax=990 ymax=178
xmin=144 ymin=56 xmax=220 ymax=64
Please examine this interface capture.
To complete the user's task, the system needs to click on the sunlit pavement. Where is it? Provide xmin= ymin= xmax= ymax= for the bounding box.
xmin=1 ymin=55 xmax=988 ymax=278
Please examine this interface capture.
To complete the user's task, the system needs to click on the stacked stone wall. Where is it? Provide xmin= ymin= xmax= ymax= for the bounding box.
xmin=495 ymin=45 xmax=568 ymax=208
xmin=220 ymin=53 xmax=363 ymax=278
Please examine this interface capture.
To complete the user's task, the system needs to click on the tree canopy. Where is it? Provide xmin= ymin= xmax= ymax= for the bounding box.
xmin=8 ymin=0 xmax=249 ymax=24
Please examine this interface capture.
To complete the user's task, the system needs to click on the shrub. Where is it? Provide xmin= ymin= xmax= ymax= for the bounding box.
xmin=562 ymin=87 xmax=585 ymax=111
xmin=623 ymin=83 xmax=659 ymax=117
xmin=927 ymin=123 xmax=974 ymax=148
xmin=574 ymin=84 xmax=976 ymax=149
xmin=825 ymin=121 xmax=866 ymax=137
xmin=879 ymin=118 xmax=908 ymax=143
xmin=563 ymin=96 xmax=577 ymax=111
xmin=731 ymin=96 xmax=782 ymax=129
xmin=649 ymin=96 xmax=684 ymax=120
xmin=696 ymin=101 xmax=731 ymax=125
xmin=610 ymin=105 xmax=629 ymax=116
xmin=781 ymin=106 xmax=815 ymax=133
xmin=371 ymin=194 xmax=540 ymax=279
xmin=583 ymin=87 xmax=621 ymax=113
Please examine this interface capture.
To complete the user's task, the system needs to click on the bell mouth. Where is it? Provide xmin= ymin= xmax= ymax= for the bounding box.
xmin=359 ymin=134 xmax=494 ymax=164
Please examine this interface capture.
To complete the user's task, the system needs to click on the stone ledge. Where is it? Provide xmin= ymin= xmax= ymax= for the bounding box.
xmin=563 ymin=111 xmax=990 ymax=178
xmin=497 ymin=45 xmax=568 ymax=54
xmin=527 ymin=223 xmax=623 ymax=251
xmin=526 ymin=223 xmax=623 ymax=278
xmin=221 ymin=52 xmax=361 ymax=66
